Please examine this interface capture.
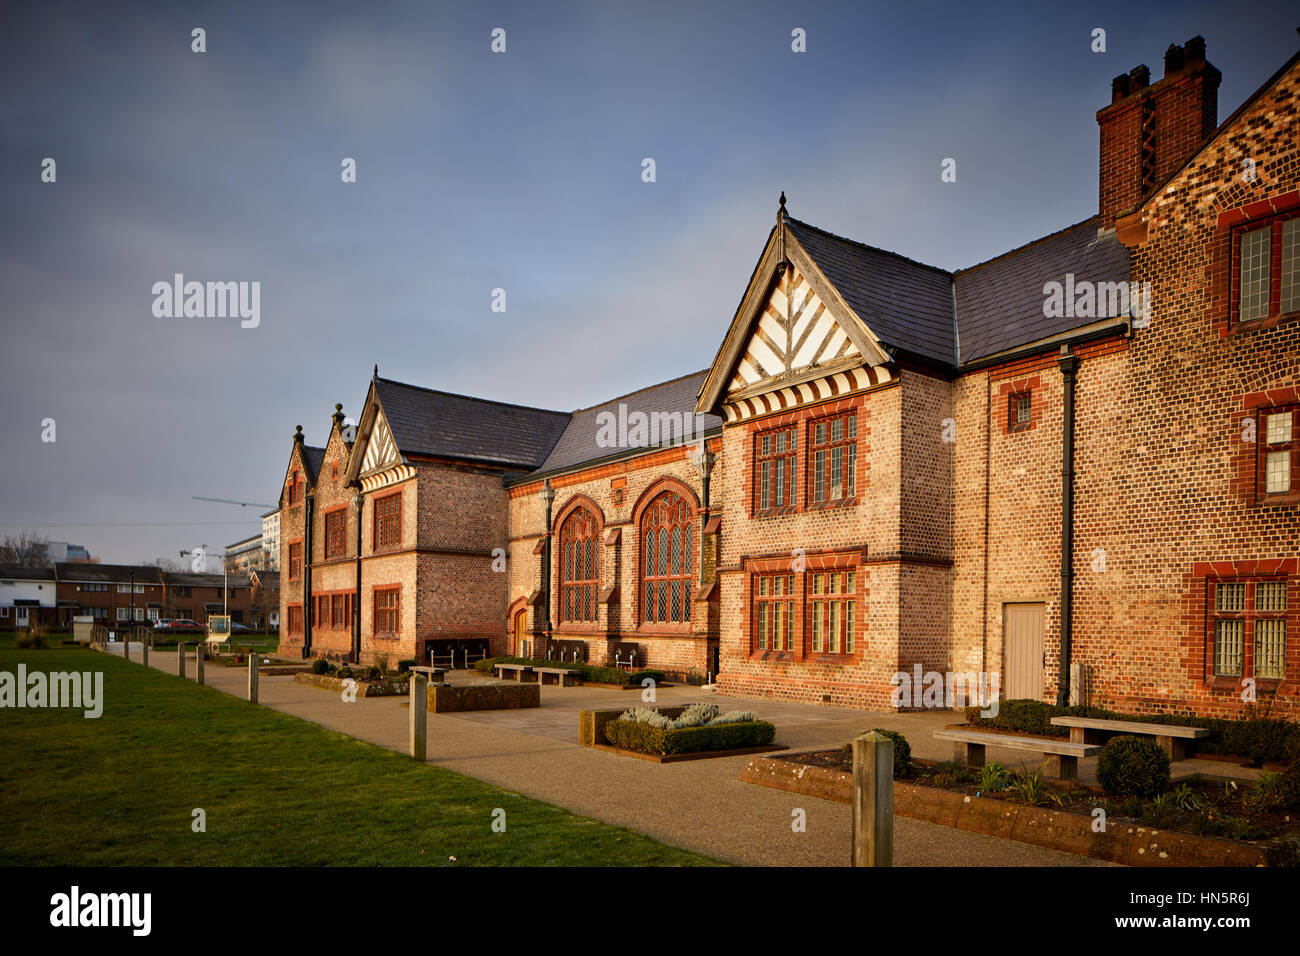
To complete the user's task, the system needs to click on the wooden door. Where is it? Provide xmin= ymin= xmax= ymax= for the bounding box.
xmin=1003 ymin=603 xmax=1045 ymax=700
xmin=513 ymin=609 xmax=526 ymax=656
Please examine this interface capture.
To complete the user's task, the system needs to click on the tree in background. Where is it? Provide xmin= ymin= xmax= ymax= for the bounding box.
xmin=0 ymin=531 xmax=51 ymax=567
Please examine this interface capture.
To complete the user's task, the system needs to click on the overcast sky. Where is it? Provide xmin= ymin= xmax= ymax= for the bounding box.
xmin=1 ymin=0 xmax=1296 ymax=564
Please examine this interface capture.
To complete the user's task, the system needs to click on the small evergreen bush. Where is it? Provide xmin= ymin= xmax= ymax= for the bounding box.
xmin=1096 ymin=736 xmax=1170 ymax=798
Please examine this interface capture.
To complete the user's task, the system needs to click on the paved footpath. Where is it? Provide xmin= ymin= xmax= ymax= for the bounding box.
xmin=143 ymin=650 xmax=1114 ymax=867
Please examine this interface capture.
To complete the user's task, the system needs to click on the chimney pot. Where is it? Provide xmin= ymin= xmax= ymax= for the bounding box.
xmin=1111 ymin=74 xmax=1131 ymax=102
xmin=1164 ymin=43 xmax=1185 ymax=76
xmin=1184 ymin=35 xmax=1206 ymax=62
xmin=1129 ymin=64 xmax=1150 ymax=90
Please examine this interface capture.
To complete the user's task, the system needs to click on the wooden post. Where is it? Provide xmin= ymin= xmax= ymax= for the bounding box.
xmin=178 ymin=642 xmax=186 ymax=679
xmin=196 ymin=642 xmax=205 ymax=686
xmin=123 ymin=637 xmax=130 ymax=663
xmin=851 ymin=731 xmax=894 ymax=867
xmin=409 ymin=673 xmax=428 ymax=761
xmin=142 ymin=638 xmax=149 ymax=668
xmin=248 ymin=653 xmax=259 ymax=704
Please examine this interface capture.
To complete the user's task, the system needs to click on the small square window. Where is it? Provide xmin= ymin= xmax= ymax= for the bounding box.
xmin=1008 ymin=392 xmax=1032 ymax=430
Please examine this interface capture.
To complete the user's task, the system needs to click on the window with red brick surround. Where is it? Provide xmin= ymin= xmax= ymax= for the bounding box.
xmin=753 ymin=573 xmax=795 ymax=652
xmin=809 ymin=570 xmax=857 ymax=654
xmin=1214 ymin=193 xmax=1300 ymax=336
xmin=753 ymin=425 xmax=798 ymax=514
xmin=1231 ymin=210 xmax=1299 ymax=326
xmin=373 ymin=492 xmax=402 ymax=551
xmin=287 ymin=604 xmax=303 ymax=635
xmin=323 ymin=507 xmax=347 ymax=559
xmin=287 ymin=540 xmax=302 ymax=581
xmin=558 ymin=506 xmax=600 ymax=624
xmin=1257 ymin=405 xmax=1298 ymax=499
xmin=373 ymin=586 xmax=399 ymax=638
xmin=1210 ymin=579 xmax=1288 ymax=682
xmin=1008 ymin=392 xmax=1032 ymax=431
xmin=809 ymin=412 xmax=856 ymax=505
xmin=288 ymin=471 xmax=304 ymax=506
xmin=641 ymin=491 xmax=692 ymax=624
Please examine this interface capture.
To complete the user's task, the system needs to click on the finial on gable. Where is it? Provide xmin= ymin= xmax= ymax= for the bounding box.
xmin=778 ymin=191 xmax=787 ymax=221
xmin=373 ymin=364 xmax=378 ymax=379
xmin=333 ymin=403 xmax=344 ymax=427
xmin=293 ymin=425 xmax=304 ymax=443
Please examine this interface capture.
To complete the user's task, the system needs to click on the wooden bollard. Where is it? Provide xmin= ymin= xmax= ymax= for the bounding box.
xmin=196 ymin=643 xmax=205 ymax=686
xmin=142 ymin=639 xmax=149 ymax=668
xmin=409 ymin=673 xmax=428 ymax=761
xmin=851 ymin=731 xmax=894 ymax=867
xmin=248 ymin=653 xmax=259 ymax=703
xmin=123 ymin=638 xmax=130 ymax=663
xmin=178 ymin=642 xmax=186 ymax=679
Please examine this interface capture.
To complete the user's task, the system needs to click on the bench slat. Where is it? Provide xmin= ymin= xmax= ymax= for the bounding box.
xmin=1050 ymin=717 xmax=1209 ymax=738
xmin=934 ymin=729 xmax=1099 ymax=757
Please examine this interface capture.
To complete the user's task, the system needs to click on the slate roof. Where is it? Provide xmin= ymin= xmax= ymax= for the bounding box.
xmin=0 ymin=565 xmax=56 ymax=581
xmin=954 ymin=217 xmax=1132 ymax=363
xmin=778 ymin=214 xmax=1131 ymax=369
xmin=786 ymin=218 xmax=957 ymax=365
xmin=162 ymin=571 xmax=251 ymax=588
xmin=54 ymin=563 xmax=164 ymax=584
xmin=251 ymin=569 xmax=279 ymax=588
xmin=374 ymin=378 xmax=571 ymax=470
xmin=301 ymin=445 xmax=326 ymax=484
xmin=532 ymin=371 xmax=723 ymax=476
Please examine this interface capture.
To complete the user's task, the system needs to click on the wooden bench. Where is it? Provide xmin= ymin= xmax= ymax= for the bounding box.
xmin=1050 ymin=716 xmax=1209 ymax=761
xmin=494 ymin=664 xmax=536 ymax=682
xmin=934 ymin=728 xmax=1100 ymax=781
xmin=408 ymin=666 xmax=446 ymax=684
xmin=534 ymin=666 xmax=580 ymax=687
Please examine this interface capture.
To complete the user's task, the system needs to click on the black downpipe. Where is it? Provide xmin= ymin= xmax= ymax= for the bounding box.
xmin=1056 ymin=347 xmax=1080 ymax=706
xmin=542 ymin=484 xmax=555 ymax=638
xmin=303 ymin=490 xmax=314 ymax=658
xmin=353 ymin=492 xmax=363 ymax=663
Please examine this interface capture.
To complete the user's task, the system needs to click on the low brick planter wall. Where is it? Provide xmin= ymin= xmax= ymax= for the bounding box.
xmin=741 ymin=754 xmax=1281 ymax=867
xmin=293 ymin=672 xmax=409 ymax=697
xmin=427 ymin=682 xmax=540 ymax=713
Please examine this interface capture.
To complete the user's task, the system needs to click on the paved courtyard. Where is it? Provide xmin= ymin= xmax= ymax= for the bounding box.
xmin=140 ymin=648 xmax=1122 ymax=866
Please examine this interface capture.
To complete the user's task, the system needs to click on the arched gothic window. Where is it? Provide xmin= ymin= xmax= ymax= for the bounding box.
xmin=559 ymin=507 xmax=600 ymax=623
xmin=641 ymin=492 xmax=693 ymax=623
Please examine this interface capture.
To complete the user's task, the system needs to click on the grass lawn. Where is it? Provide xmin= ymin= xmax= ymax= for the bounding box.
xmin=0 ymin=644 xmax=719 ymax=866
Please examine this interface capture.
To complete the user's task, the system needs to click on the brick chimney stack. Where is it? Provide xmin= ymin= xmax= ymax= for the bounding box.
xmin=1097 ymin=36 xmax=1221 ymax=223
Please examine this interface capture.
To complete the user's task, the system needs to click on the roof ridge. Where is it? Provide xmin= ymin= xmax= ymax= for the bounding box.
xmin=954 ymin=216 xmax=1101 ymax=276
xmin=375 ymin=376 xmax=570 ymax=418
xmin=568 ymin=369 xmax=710 ymax=414
xmin=785 ymin=216 xmax=953 ymax=277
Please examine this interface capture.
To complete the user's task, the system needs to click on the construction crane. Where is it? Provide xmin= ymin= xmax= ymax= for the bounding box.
xmin=192 ymin=496 xmax=276 ymax=509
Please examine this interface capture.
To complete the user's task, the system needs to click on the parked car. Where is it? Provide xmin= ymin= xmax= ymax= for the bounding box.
xmin=166 ymin=619 xmax=204 ymax=634
xmin=153 ymin=618 xmax=174 ymax=631
xmin=230 ymin=622 xmax=251 ymax=633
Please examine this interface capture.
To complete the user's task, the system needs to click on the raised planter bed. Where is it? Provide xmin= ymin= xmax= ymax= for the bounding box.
xmin=579 ymin=705 xmax=783 ymax=761
xmin=427 ymin=682 xmax=540 ymax=713
xmin=740 ymin=752 xmax=1293 ymax=867
xmin=293 ymin=672 xmax=409 ymax=697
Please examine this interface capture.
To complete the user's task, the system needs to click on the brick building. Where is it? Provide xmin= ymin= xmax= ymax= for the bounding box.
xmin=279 ymin=37 xmax=1298 ymax=718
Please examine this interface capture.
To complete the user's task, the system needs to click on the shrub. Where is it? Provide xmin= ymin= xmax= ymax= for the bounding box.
xmin=710 ymin=710 xmax=759 ymax=725
xmin=310 ymin=658 xmax=332 ymax=675
xmin=673 ymin=702 xmax=720 ymax=727
xmin=1096 ymin=736 xmax=1170 ymax=798
xmin=838 ymin=729 xmax=912 ymax=778
xmin=367 ymin=666 xmax=382 ymax=681
xmin=337 ymin=665 xmax=354 ymax=679
xmin=15 ymin=632 xmax=47 ymax=650
xmin=604 ymin=718 xmax=776 ymax=755
xmin=397 ymin=659 xmax=416 ymax=673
